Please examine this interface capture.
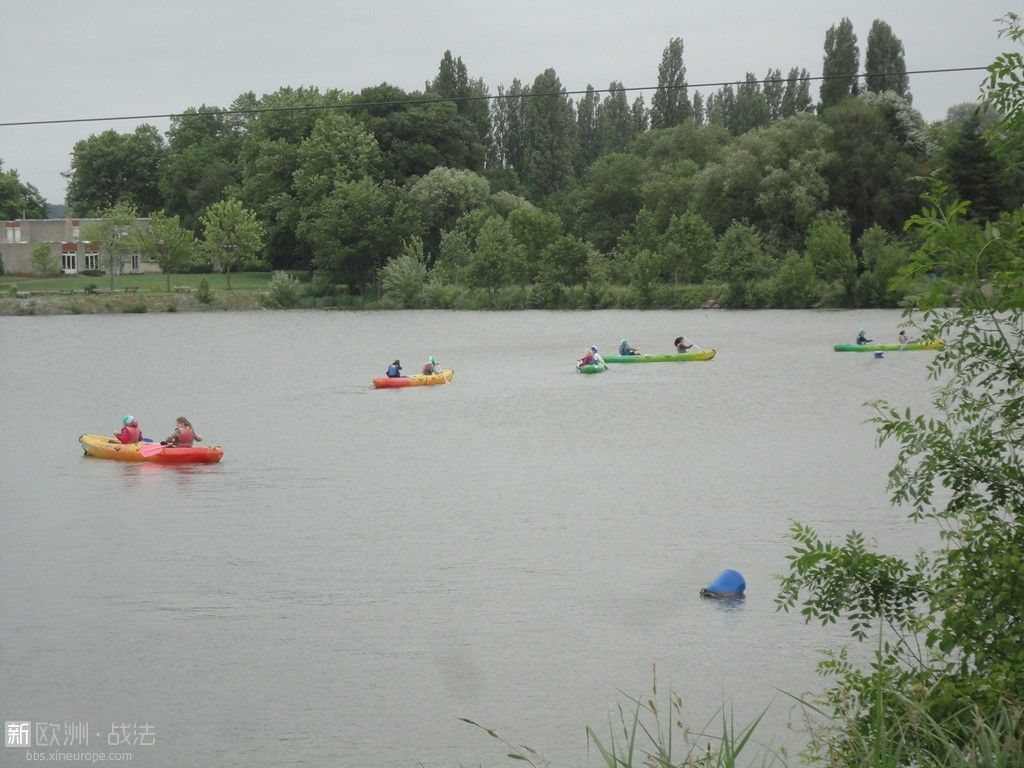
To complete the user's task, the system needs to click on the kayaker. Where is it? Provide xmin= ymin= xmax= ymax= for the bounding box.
xmin=898 ymin=330 xmax=916 ymax=344
xmin=162 ymin=416 xmax=202 ymax=448
xmin=421 ymin=355 xmax=440 ymax=375
xmin=856 ymin=328 xmax=873 ymax=345
xmin=674 ymin=336 xmax=693 ymax=353
xmin=386 ymin=359 xmax=403 ymax=378
xmin=114 ymin=415 xmax=142 ymax=444
xmin=619 ymin=339 xmax=639 ymax=356
xmin=591 ymin=346 xmax=606 ymax=368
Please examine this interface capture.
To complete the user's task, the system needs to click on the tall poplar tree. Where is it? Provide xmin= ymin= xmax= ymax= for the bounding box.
xmin=575 ymin=85 xmax=600 ymax=172
xmin=596 ymin=82 xmax=634 ymax=153
xmin=763 ymin=68 xmax=784 ymax=121
xmin=820 ymin=17 xmax=860 ymax=110
xmin=522 ymin=68 xmax=575 ymax=199
xmin=865 ymin=20 xmax=910 ymax=98
xmin=650 ymin=37 xmax=692 ymax=129
xmin=492 ymin=79 xmax=528 ymax=174
xmin=692 ymin=91 xmax=705 ymax=125
xmin=733 ymin=74 xmax=770 ymax=134
xmin=631 ymin=95 xmax=648 ymax=135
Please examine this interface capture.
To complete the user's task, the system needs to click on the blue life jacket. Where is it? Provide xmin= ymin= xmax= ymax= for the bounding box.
xmin=386 ymin=364 xmax=402 ymax=377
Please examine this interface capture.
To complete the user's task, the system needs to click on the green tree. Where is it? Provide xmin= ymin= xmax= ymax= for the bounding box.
xmin=732 ymin=73 xmax=770 ymax=135
xmin=379 ymin=236 xmax=428 ymax=306
xmin=434 ymin=228 xmax=472 ymax=287
xmin=854 ymin=224 xmax=907 ymax=306
xmin=507 ymin=204 xmax=563 ymax=281
xmin=706 ymin=221 xmax=773 ymax=306
xmin=82 ymin=202 xmax=143 ymax=290
xmin=662 ymin=211 xmax=715 ymax=284
xmin=293 ymin=112 xmax=381 ymax=207
xmin=200 ymin=198 xmax=264 ymax=289
xmin=763 ymin=68 xmax=784 ymax=121
xmin=864 ymin=19 xmax=909 ymax=98
xmin=138 ymin=211 xmax=201 ymax=291
xmin=628 ymin=248 xmax=663 ymax=307
xmin=537 ymin=234 xmax=594 ymax=297
xmin=491 ymin=79 xmax=528 ymax=174
xmin=941 ymin=112 xmax=1005 ymax=221
xmin=596 ymin=82 xmax=635 ymax=154
xmin=304 ymin=178 xmax=412 ymax=292
xmin=428 ymin=50 xmax=491 ymax=167
xmin=692 ymin=91 xmax=705 ymax=124
xmin=770 ymin=250 xmax=822 ymax=307
xmin=65 ymin=125 xmax=165 ymax=216
xmin=820 ymin=17 xmax=859 ymax=110
xmin=159 ymin=107 xmax=240 ymax=232
xmin=576 ymin=153 xmax=645 ymax=252
xmin=408 ymin=167 xmax=490 ymax=259
xmin=650 ymin=37 xmax=691 ymax=129
xmin=781 ymin=67 xmax=813 ymax=117
xmin=30 ymin=242 xmax=57 ymax=275
xmin=575 ymin=85 xmax=600 ymax=172
xmin=466 ymin=216 xmax=524 ymax=296
xmin=804 ymin=211 xmax=856 ymax=303
xmin=0 ymin=160 xmax=47 ymax=219
xmin=522 ymin=69 xmax=576 ymax=199
xmin=777 ymin=22 xmax=1024 ymax=754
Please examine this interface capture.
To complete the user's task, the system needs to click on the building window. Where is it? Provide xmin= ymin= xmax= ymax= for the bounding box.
xmin=131 ymin=254 xmax=139 ymax=272
xmin=85 ymin=252 xmax=98 ymax=270
xmin=62 ymin=251 xmax=77 ymax=272
xmin=72 ymin=221 xmax=80 ymax=240
xmin=5 ymin=224 xmax=19 ymax=243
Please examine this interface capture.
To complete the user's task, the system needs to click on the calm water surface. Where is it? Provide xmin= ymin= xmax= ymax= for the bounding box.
xmin=0 ymin=309 xmax=937 ymax=766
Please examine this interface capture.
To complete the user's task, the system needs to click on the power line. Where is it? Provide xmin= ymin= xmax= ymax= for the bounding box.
xmin=0 ymin=66 xmax=987 ymax=128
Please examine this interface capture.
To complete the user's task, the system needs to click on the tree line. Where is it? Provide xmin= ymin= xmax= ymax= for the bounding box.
xmin=3 ymin=17 xmax=1021 ymax=308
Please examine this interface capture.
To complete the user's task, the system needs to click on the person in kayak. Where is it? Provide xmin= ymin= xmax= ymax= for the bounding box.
xmin=114 ymin=415 xmax=142 ymax=444
xmin=421 ymin=355 xmax=440 ymax=375
xmin=162 ymin=417 xmax=202 ymax=448
xmin=579 ymin=346 xmax=607 ymax=369
xmin=856 ymin=328 xmax=873 ymax=345
xmin=386 ymin=359 xmax=403 ymax=378
xmin=898 ymin=330 xmax=916 ymax=344
xmin=619 ymin=339 xmax=639 ymax=356
xmin=674 ymin=336 xmax=693 ymax=352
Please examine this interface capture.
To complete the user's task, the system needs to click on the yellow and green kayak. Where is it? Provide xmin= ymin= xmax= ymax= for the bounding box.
xmin=604 ymin=349 xmax=716 ymax=363
xmin=833 ymin=341 xmax=944 ymax=352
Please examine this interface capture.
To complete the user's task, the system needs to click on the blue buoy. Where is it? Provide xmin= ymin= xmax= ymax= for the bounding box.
xmin=873 ymin=351 xmax=885 ymax=359
xmin=700 ymin=568 xmax=746 ymax=598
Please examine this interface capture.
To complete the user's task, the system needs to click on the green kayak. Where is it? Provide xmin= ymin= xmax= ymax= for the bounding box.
xmin=577 ymin=363 xmax=607 ymax=374
xmin=604 ymin=349 xmax=716 ymax=363
xmin=833 ymin=341 xmax=944 ymax=352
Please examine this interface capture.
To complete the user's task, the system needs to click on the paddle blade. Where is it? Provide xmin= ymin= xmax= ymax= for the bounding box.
xmin=139 ymin=443 xmax=164 ymax=457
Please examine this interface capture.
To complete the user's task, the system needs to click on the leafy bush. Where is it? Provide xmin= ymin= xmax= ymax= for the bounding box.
xmin=262 ymin=270 xmax=303 ymax=309
xmin=195 ymin=278 xmax=213 ymax=305
xmin=81 ymin=269 xmax=104 ymax=277
xmin=379 ymin=238 xmax=428 ymax=307
xmin=121 ymin=300 xmax=147 ymax=313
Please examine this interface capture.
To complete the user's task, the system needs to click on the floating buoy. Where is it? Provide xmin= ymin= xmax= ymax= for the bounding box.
xmin=873 ymin=351 xmax=885 ymax=359
xmin=700 ymin=568 xmax=746 ymax=599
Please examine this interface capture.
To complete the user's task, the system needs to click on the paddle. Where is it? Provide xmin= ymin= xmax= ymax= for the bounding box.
xmin=139 ymin=442 xmax=165 ymax=458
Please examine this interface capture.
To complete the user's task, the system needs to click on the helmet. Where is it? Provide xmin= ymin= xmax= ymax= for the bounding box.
xmin=393 ymin=360 xmax=400 ymax=365
xmin=621 ymin=339 xmax=628 ymax=345
xmin=122 ymin=415 xmax=134 ymax=425
xmin=590 ymin=346 xmax=598 ymax=353
xmin=429 ymin=356 xmax=435 ymax=364
xmin=858 ymin=328 xmax=864 ymax=333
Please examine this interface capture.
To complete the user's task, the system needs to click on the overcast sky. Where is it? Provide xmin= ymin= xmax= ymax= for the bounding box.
xmin=0 ymin=0 xmax=1013 ymax=205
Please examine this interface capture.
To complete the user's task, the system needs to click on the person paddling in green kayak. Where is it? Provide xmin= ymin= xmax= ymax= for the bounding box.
xmin=162 ymin=416 xmax=202 ymax=448
xmin=898 ymin=329 xmax=917 ymax=344
xmin=674 ymin=336 xmax=693 ymax=352
xmin=578 ymin=346 xmax=607 ymax=369
xmin=856 ymin=328 xmax=873 ymax=345
xmin=619 ymin=339 xmax=640 ymax=356
xmin=114 ymin=415 xmax=143 ymax=444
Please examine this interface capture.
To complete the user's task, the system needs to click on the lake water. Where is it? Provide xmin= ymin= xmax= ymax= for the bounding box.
xmin=0 ymin=309 xmax=937 ymax=767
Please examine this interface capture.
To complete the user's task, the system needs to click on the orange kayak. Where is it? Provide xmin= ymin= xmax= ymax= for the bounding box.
xmin=79 ymin=434 xmax=224 ymax=464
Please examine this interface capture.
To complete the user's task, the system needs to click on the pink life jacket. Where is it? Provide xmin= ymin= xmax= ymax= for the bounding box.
xmin=117 ymin=423 xmax=142 ymax=443
xmin=173 ymin=426 xmax=195 ymax=447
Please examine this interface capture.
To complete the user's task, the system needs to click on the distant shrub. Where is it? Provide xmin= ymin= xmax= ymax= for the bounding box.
xmin=164 ymin=302 xmax=177 ymax=312
xmin=81 ymin=269 xmax=104 ymax=277
xmin=121 ymin=301 xmax=148 ymax=313
xmin=195 ymin=278 xmax=213 ymax=305
xmin=68 ymin=303 xmax=83 ymax=314
xmin=262 ymin=270 xmax=303 ymax=309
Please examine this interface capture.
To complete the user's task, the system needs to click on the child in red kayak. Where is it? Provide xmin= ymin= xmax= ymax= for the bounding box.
xmin=162 ymin=417 xmax=202 ymax=448
xmin=114 ymin=415 xmax=143 ymax=444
